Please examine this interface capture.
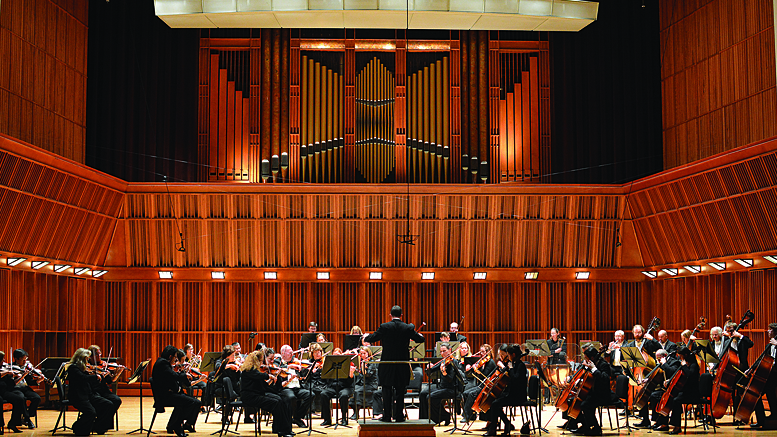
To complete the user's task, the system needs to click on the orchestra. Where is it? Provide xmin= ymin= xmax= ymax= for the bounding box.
xmin=5 ymin=310 xmax=777 ymax=436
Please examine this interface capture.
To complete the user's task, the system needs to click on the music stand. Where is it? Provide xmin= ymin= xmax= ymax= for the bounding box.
xmin=344 ymin=335 xmax=362 ymax=351
xmin=368 ymin=346 xmax=384 ymax=359
xmin=318 ymin=342 xmax=334 ymax=355
xmin=409 ymin=342 xmax=424 ymax=360
xmin=693 ymin=340 xmax=720 ymax=367
xmin=579 ymin=341 xmax=602 ymax=352
xmin=298 ymin=333 xmax=317 ymax=350
xmin=200 ymin=352 xmax=221 ymax=373
xmin=527 ymin=340 xmax=552 ymax=357
xmin=435 ymin=341 xmax=460 ymax=357
xmin=320 ymin=355 xmax=353 ymax=430
xmin=127 ymin=360 xmax=152 ymax=434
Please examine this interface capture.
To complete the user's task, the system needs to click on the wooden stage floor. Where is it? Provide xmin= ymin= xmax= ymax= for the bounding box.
xmin=19 ymin=397 xmax=777 ymax=437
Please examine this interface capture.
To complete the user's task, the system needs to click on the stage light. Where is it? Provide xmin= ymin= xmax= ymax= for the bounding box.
xmin=369 ymin=272 xmax=382 ymax=280
xmin=708 ymin=262 xmax=726 ymax=271
xmin=473 ymin=272 xmax=487 ymax=280
xmin=7 ymin=257 xmax=25 ymax=266
xmin=575 ymin=272 xmax=590 ymax=280
xmin=421 ymin=272 xmax=435 ymax=280
xmin=212 ymin=271 xmax=225 ymax=279
xmin=264 ymin=272 xmax=277 ymax=280
xmin=734 ymin=259 xmax=754 ymax=267
xmin=92 ymin=270 xmax=108 ymax=278
xmin=642 ymin=271 xmax=658 ymax=278
xmin=74 ymin=267 xmax=90 ymax=275
xmin=661 ymin=268 xmax=678 ymax=276
xmin=159 ymin=271 xmax=173 ymax=279
xmin=53 ymin=264 xmax=71 ymax=273
xmin=317 ymin=272 xmax=330 ymax=280
xmin=764 ymin=255 xmax=777 ymax=264
xmin=525 ymin=272 xmax=539 ymax=280
xmin=31 ymin=261 xmax=49 ymax=270
xmin=684 ymin=265 xmax=702 ymax=273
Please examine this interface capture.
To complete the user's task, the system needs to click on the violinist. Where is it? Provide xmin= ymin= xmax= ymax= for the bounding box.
xmin=68 ymin=348 xmax=118 ymax=435
xmin=659 ymin=346 xmax=699 ymax=435
xmin=11 ymin=349 xmax=41 ymax=429
xmin=349 ymin=326 xmax=363 ymax=336
xmin=87 ymin=345 xmax=123 ymax=418
xmin=461 ymin=344 xmax=496 ymax=423
xmin=455 ymin=342 xmax=472 ymax=361
xmin=0 ymin=351 xmax=28 ymax=433
xmin=275 ymin=345 xmax=313 ymax=428
xmin=565 ymin=345 xmax=611 ymax=436
xmin=240 ymin=350 xmax=293 ymax=437
xmin=150 ymin=345 xmax=201 ymax=437
xmin=319 ymin=349 xmax=354 ymax=426
xmin=723 ymin=320 xmax=754 ymax=424
xmin=214 ymin=344 xmax=241 ymax=390
xmin=547 ymin=328 xmax=567 ymax=365
xmin=634 ymin=349 xmax=679 ymax=429
xmin=749 ymin=322 xmax=777 ymax=428
xmin=483 ymin=344 xmax=528 ymax=437
xmin=349 ymin=346 xmax=383 ymax=420
xmin=420 ymin=343 xmax=460 ymax=425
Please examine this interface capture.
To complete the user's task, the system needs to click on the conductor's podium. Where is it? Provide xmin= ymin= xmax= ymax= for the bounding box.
xmin=358 ymin=419 xmax=436 ymax=437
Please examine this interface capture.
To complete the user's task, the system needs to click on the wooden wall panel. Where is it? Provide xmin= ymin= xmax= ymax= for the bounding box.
xmin=660 ymin=0 xmax=777 ymax=169
xmin=0 ymin=0 xmax=87 ymax=163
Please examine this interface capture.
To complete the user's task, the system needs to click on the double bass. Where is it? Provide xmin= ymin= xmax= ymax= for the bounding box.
xmin=710 ymin=310 xmax=755 ymax=419
xmin=734 ymin=341 xmax=775 ymax=422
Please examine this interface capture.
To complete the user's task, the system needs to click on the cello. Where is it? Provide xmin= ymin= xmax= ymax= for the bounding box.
xmin=734 ymin=340 xmax=775 ymax=422
xmin=471 ymin=348 xmax=527 ymax=414
xmin=710 ymin=310 xmax=755 ymax=419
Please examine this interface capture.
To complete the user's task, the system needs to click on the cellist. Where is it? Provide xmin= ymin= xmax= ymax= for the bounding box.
xmin=565 ymin=346 xmax=611 ymax=436
xmin=634 ymin=349 xmax=680 ymax=430
xmin=482 ymin=344 xmax=528 ymax=437
xmin=660 ymin=347 xmax=700 ymax=435
xmin=750 ymin=322 xmax=777 ymax=428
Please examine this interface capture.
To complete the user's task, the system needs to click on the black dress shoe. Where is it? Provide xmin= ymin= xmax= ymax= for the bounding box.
xmin=293 ymin=418 xmax=307 ymax=428
xmin=8 ymin=426 xmax=21 ymax=434
xmin=585 ymin=426 xmax=603 ymax=436
xmin=320 ymin=420 xmax=332 ymax=426
xmin=668 ymin=426 xmax=682 ymax=435
xmin=558 ymin=421 xmax=569 ymax=429
xmin=183 ymin=423 xmax=196 ymax=432
xmin=654 ymin=425 xmax=669 ymax=431
xmin=634 ymin=420 xmax=652 ymax=428
xmin=750 ymin=423 xmax=762 ymax=429
xmin=395 ymin=418 xmax=406 ymax=423
xmin=482 ymin=431 xmax=497 ymax=436
xmin=340 ymin=418 xmax=348 ymax=426
xmin=349 ymin=413 xmax=359 ymax=421
xmin=25 ymin=420 xmax=35 ymax=430
xmin=379 ymin=417 xmax=392 ymax=423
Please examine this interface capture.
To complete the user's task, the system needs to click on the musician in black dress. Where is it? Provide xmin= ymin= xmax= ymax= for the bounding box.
xmin=349 ymin=346 xmax=383 ymax=420
xmin=66 ymin=348 xmax=117 ymax=436
xmin=11 ymin=349 xmax=41 ymax=429
xmin=567 ymin=345 xmax=611 ymax=436
xmin=751 ymin=322 xmax=777 ymax=428
xmin=240 ymin=349 xmax=293 ymax=437
xmin=0 ymin=351 xmax=31 ymax=433
xmin=483 ymin=344 xmax=528 ymax=436
xmin=363 ymin=305 xmax=425 ymax=423
xmin=319 ymin=349 xmax=354 ymax=426
xmin=150 ymin=345 xmax=201 ymax=437
xmin=661 ymin=347 xmax=700 ymax=435
xmin=547 ymin=328 xmax=567 ymax=365
xmin=87 ymin=345 xmax=123 ymax=422
xmin=461 ymin=345 xmax=497 ymax=423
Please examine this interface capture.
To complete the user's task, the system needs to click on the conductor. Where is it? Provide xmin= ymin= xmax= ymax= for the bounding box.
xmin=364 ymin=305 xmax=425 ymax=423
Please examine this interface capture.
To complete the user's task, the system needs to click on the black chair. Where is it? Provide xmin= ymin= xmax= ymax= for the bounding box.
xmin=683 ymin=372 xmax=716 ymax=433
xmin=597 ymin=375 xmax=629 ymax=431
xmin=404 ymin=367 xmax=424 ymax=417
xmin=221 ymin=377 xmax=251 ymax=434
xmin=50 ymin=375 xmax=74 ymax=434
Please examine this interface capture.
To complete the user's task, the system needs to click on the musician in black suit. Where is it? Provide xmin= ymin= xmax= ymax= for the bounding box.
xmin=624 ymin=324 xmax=661 ymax=364
xmin=634 ymin=349 xmax=680 ymax=428
xmin=11 ymin=349 xmax=41 ymax=428
xmin=66 ymin=348 xmax=117 ymax=436
xmin=150 ymin=345 xmax=201 ymax=437
xmin=483 ymin=344 xmax=528 ymax=436
xmin=722 ymin=320 xmax=754 ymax=424
xmin=547 ymin=328 xmax=567 ymax=365
xmin=363 ymin=305 xmax=425 ymax=423
xmin=419 ymin=343 xmax=462 ymax=425
xmin=751 ymin=323 xmax=777 ymax=428
xmin=661 ymin=347 xmax=700 ymax=434
xmin=656 ymin=330 xmax=678 ymax=357
xmin=449 ymin=321 xmax=468 ymax=343
xmin=568 ymin=345 xmax=611 ymax=436
xmin=0 ymin=351 xmax=28 ymax=433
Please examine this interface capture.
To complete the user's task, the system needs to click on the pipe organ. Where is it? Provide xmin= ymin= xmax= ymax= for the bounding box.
xmin=199 ymin=31 xmax=550 ymax=184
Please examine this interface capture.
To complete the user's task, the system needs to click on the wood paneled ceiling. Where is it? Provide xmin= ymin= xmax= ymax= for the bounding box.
xmin=1 ymin=133 xmax=776 ymax=278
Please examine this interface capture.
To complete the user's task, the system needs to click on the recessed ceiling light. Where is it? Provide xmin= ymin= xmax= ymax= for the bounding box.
xmin=31 ymin=261 xmax=49 ymax=270
xmin=661 ymin=268 xmax=678 ymax=276
xmin=708 ymin=262 xmax=726 ymax=271
xmin=642 ymin=271 xmax=658 ymax=278
xmin=734 ymin=259 xmax=754 ymax=267
xmin=575 ymin=272 xmax=590 ymax=280
xmin=7 ymin=258 xmax=25 ymax=266
xmin=74 ymin=267 xmax=90 ymax=275
xmin=317 ymin=272 xmax=330 ymax=280
xmin=92 ymin=270 xmax=108 ymax=278
xmin=53 ymin=264 xmax=71 ymax=273
xmin=369 ymin=272 xmax=382 ymax=280
xmin=159 ymin=271 xmax=173 ymax=279
xmin=211 ymin=271 xmax=225 ymax=279
xmin=473 ymin=272 xmax=487 ymax=280
xmin=684 ymin=265 xmax=702 ymax=273
xmin=764 ymin=255 xmax=777 ymax=264
xmin=264 ymin=271 xmax=277 ymax=280
xmin=525 ymin=272 xmax=539 ymax=280
xmin=421 ymin=272 xmax=435 ymax=280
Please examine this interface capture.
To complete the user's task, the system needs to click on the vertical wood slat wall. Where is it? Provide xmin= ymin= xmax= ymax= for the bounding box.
xmin=0 ymin=0 xmax=88 ymax=163
xmin=3 ymin=267 xmax=777 ymax=376
xmin=660 ymin=0 xmax=777 ymax=169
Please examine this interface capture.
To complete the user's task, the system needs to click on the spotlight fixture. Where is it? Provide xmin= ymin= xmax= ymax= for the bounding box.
xmin=734 ymin=259 xmax=754 ymax=267
xmin=31 ymin=261 xmax=49 ymax=270
xmin=264 ymin=271 xmax=277 ymax=280
xmin=708 ymin=262 xmax=726 ymax=271
xmin=7 ymin=257 xmax=25 ymax=266
xmin=53 ymin=264 xmax=71 ymax=273
xmin=369 ymin=272 xmax=382 ymax=280
xmin=525 ymin=272 xmax=539 ymax=280
xmin=662 ymin=268 xmax=678 ymax=276
xmin=211 ymin=271 xmax=226 ymax=279
xmin=317 ymin=272 xmax=330 ymax=280
xmin=92 ymin=270 xmax=108 ymax=278
xmin=421 ymin=272 xmax=435 ymax=280
xmin=764 ymin=255 xmax=777 ymax=264
xmin=74 ymin=267 xmax=90 ymax=275
xmin=575 ymin=272 xmax=591 ymax=280
xmin=158 ymin=271 xmax=173 ymax=279
xmin=642 ymin=271 xmax=658 ymax=278
xmin=684 ymin=265 xmax=702 ymax=273
xmin=473 ymin=272 xmax=487 ymax=280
